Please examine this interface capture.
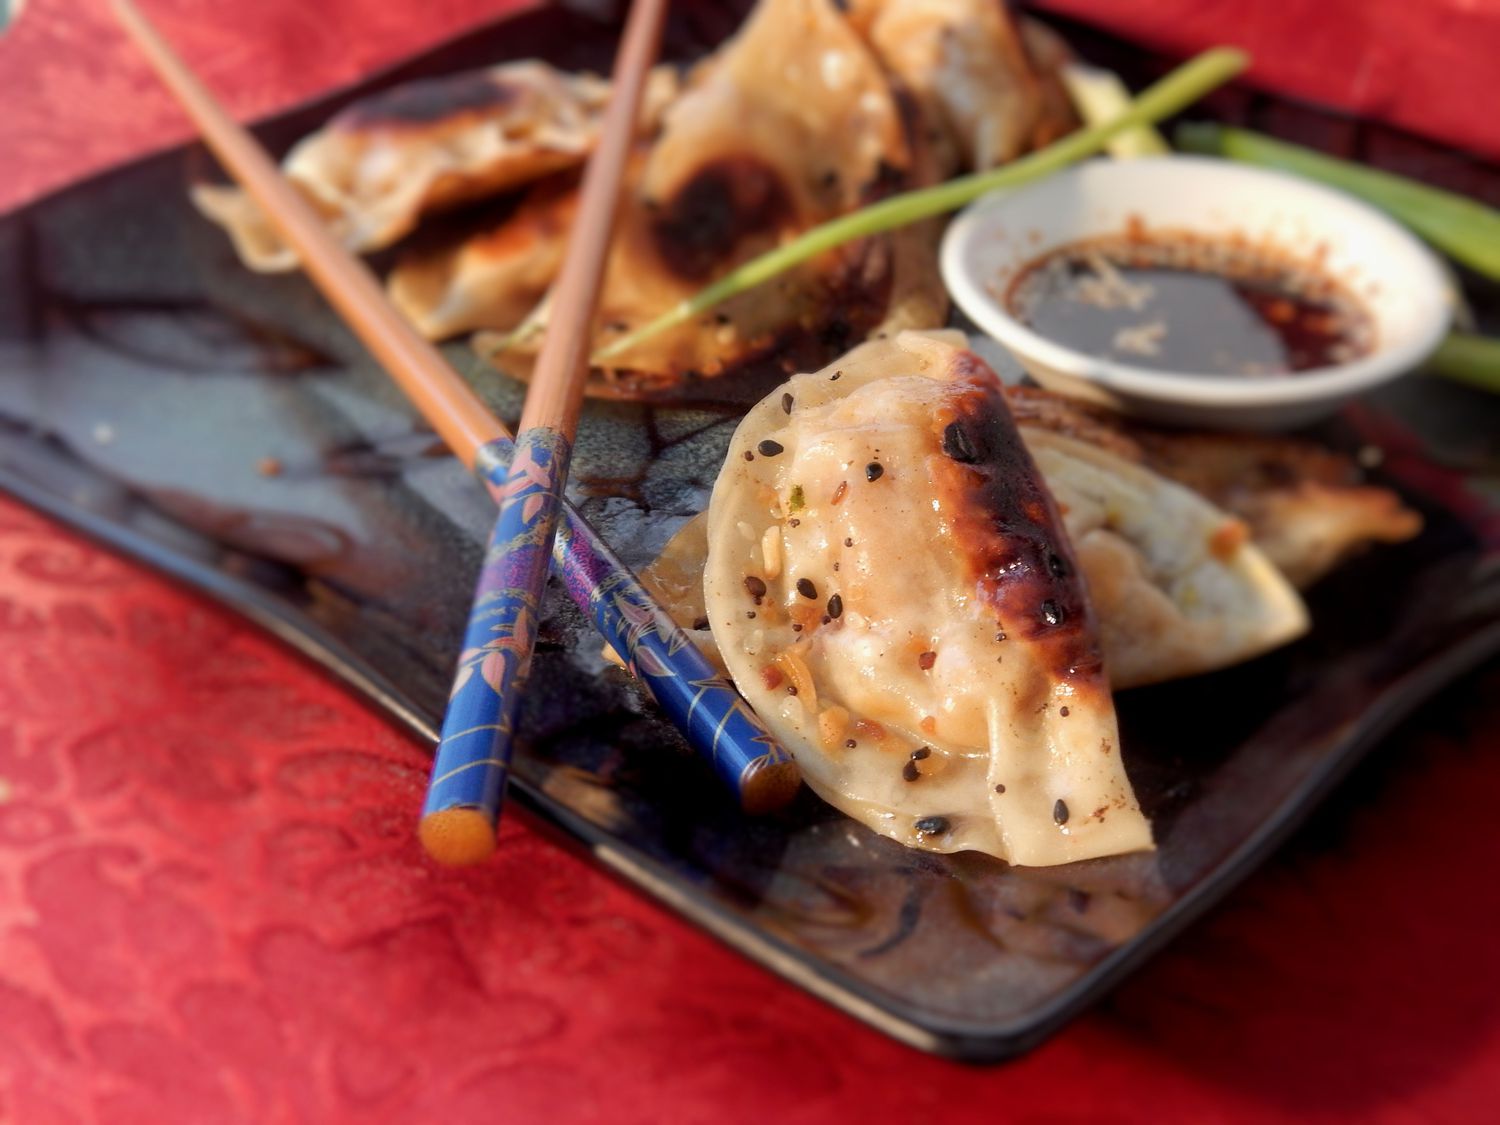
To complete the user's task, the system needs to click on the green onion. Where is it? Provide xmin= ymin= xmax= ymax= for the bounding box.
xmin=1059 ymin=63 xmax=1171 ymax=158
xmin=1429 ymin=332 xmax=1500 ymax=394
xmin=1175 ymin=122 xmax=1500 ymax=281
xmin=590 ymin=47 xmax=1249 ymax=364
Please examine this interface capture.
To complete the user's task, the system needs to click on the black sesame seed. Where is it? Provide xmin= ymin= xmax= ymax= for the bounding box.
xmin=788 ymin=518 xmax=801 ymax=527
xmin=1053 ymin=799 xmax=1070 ymax=825
xmin=796 ymin=578 xmax=817 ymax=599
xmin=831 ymin=370 xmax=843 ymax=381
xmin=865 ymin=462 xmax=884 ymax=482
xmin=914 ymin=815 xmax=949 ymax=836
xmin=743 ymin=451 xmax=755 ymax=461
xmin=994 ymin=783 xmax=1006 ymax=794
xmin=820 ymin=615 xmax=831 ymax=625
xmin=827 ymin=593 xmax=843 ymax=619
xmin=910 ymin=746 xmax=931 ymax=760
xmin=843 ymin=537 xmax=854 ymax=547
xmin=994 ymin=630 xmax=1008 ymax=643
xmin=1047 ymin=553 xmax=1069 ymax=578
xmin=781 ymin=392 xmax=794 ymax=414
xmin=758 ymin=439 xmax=785 ymax=457
xmin=1041 ymin=600 xmax=1064 ymax=627
xmin=691 ymin=616 xmax=709 ymax=631
xmin=1060 ymin=706 xmax=1070 ymax=717
xmin=792 ymin=623 xmax=804 ymax=632
xmin=902 ymin=761 xmax=921 ymax=783
xmin=942 ymin=421 xmax=979 ymax=463
xmin=787 ymin=685 xmax=798 ymax=695
xmin=744 ymin=575 xmax=767 ymax=598
xmin=845 ymin=739 xmax=857 ymax=748
xmin=745 ymin=611 xmax=756 ymax=619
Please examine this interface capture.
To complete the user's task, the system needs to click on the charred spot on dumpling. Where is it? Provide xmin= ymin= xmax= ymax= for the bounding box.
xmin=338 ymin=73 xmax=518 ymax=129
xmin=929 ymin=353 xmax=1100 ymax=679
xmin=650 ymin=157 xmax=793 ymax=280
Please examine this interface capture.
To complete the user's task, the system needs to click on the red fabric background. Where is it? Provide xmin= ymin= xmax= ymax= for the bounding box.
xmin=2 ymin=2 xmax=1499 ymax=1123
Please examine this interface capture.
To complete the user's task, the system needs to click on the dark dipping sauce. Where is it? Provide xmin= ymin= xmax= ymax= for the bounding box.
xmin=1004 ymin=231 xmax=1375 ymax=377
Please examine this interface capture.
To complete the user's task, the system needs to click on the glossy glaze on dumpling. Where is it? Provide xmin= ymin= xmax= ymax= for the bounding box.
xmin=705 ymin=332 xmax=1153 ymax=865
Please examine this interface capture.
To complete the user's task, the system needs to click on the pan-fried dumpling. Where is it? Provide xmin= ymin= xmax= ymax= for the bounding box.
xmin=1021 ymin=430 xmax=1309 ymax=688
xmin=478 ymin=0 xmax=935 ymax=398
xmin=387 ymin=175 xmax=578 ymax=340
xmin=1004 ymin=385 xmax=1423 ymax=589
xmin=705 ymin=330 xmax=1152 ymax=866
xmin=194 ymin=62 xmax=673 ymax=272
xmin=845 ymin=0 xmax=1076 ymax=173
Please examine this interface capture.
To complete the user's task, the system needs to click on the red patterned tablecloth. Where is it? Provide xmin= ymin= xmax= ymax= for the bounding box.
xmin=2 ymin=2 xmax=1498 ymax=1122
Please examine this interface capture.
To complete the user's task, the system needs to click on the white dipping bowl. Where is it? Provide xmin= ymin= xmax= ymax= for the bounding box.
xmin=941 ymin=156 xmax=1452 ymax=429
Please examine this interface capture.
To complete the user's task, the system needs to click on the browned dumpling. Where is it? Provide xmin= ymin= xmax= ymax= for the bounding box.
xmin=193 ymin=61 xmax=675 ymax=271
xmin=845 ymin=0 xmax=1077 ymax=173
xmin=387 ymin=176 xmax=578 ymax=340
xmin=1004 ymin=385 xmax=1424 ymax=590
xmin=1020 ymin=429 xmax=1309 ymax=689
xmin=705 ymin=331 xmax=1153 ymax=866
xmin=476 ymin=0 xmax=939 ymax=399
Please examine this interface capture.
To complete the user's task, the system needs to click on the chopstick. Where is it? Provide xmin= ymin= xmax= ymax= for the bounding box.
xmin=110 ymin=0 xmax=801 ymax=863
xmin=423 ymin=0 xmax=668 ymax=856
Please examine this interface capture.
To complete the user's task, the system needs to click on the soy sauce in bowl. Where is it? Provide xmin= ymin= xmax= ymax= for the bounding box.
xmin=1004 ymin=230 xmax=1374 ymax=378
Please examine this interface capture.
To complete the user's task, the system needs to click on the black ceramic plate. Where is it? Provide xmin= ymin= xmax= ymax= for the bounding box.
xmin=2 ymin=4 xmax=1498 ymax=1061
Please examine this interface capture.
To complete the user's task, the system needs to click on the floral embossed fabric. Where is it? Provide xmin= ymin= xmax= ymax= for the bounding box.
xmin=1 ymin=2 xmax=1499 ymax=1123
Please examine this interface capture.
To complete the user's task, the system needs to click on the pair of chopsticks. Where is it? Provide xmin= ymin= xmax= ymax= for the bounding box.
xmin=112 ymin=0 xmax=800 ymax=863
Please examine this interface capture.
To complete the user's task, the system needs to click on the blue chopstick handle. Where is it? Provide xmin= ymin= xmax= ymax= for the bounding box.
xmin=549 ymin=476 xmax=799 ymax=815
xmin=421 ymin=434 xmax=800 ymax=859
xmin=421 ymin=428 xmax=571 ymax=854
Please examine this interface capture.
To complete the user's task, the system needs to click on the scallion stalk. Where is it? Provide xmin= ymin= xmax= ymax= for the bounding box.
xmin=1174 ymin=122 xmax=1500 ymax=281
xmin=1429 ymin=331 xmax=1500 ymax=394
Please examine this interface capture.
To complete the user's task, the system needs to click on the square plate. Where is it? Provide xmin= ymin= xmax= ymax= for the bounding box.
xmin=1 ymin=3 xmax=1496 ymax=1060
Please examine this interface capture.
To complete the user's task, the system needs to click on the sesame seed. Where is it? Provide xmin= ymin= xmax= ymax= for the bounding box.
xmin=781 ymin=393 xmax=794 ymax=414
xmin=902 ymin=761 xmax=921 ymax=782
xmin=744 ymin=575 xmax=767 ymax=598
xmin=914 ymin=815 xmax=949 ymax=836
xmin=942 ymin=421 xmax=978 ymax=463
xmin=796 ymin=578 xmax=817 ymax=599
xmin=1053 ymin=799 xmax=1070 ymax=825
xmin=865 ymin=462 xmax=884 ymax=482
xmin=827 ymin=593 xmax=843 ymax=619
xmin=758 ymin=439 xmax=785 ymax=457
xmin=910 ymin=746 xmax=931 ymax=760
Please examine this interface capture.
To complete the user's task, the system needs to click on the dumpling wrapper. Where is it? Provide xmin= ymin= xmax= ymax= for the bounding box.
xmin=1004 ymin=384 xmax=1423 ymax=590
xmin=194 ymin=61 xmax=672 ymax=272
xmin=1022 ymin=429 xmax=1309 ymax=689
xmin=705 ymin=330 xmax=1152 ymax=866
xmin=388 ymin=175 xmax=578 ymax=340
xmin=477 ymin=0 xmax=941 ymax=396
xmin=845 ymin=0 xmax=1076 ymax=173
